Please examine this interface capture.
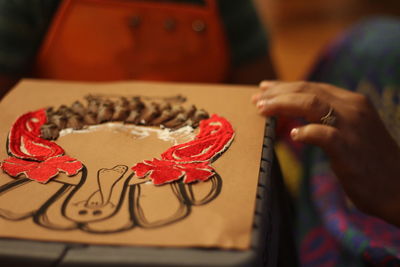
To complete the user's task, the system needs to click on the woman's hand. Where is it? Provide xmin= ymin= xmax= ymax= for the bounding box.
xmin=253 ymin=81 xmax=400 ymax=226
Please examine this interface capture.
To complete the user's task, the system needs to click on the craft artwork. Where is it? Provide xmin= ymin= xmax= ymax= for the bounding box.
xmin=0 ymin=95 xmax=234 ymax=233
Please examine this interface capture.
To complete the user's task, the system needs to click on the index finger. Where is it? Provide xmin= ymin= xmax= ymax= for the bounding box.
xmin=256 ymin=92 xmax=332 ymax=123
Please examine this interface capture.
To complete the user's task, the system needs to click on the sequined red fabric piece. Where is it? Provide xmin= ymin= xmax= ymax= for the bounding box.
xmin=132 ymin=114 xmax=234 ymax=185
xmin=1 ymin=109 xmax=81 ymax=183
xmin=1 ymin=156 xmax=83 ymax=183
xmin=8 ymin=109 xmax=64 ymax=161
xmin=161 ymin=114 xmax=234 ymax=162
xmin=133 ymin=159 xmax=215 ymax=185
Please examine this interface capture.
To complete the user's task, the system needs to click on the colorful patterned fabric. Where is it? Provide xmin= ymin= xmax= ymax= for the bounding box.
xmin=298 ymin=17 xmax=400 ymax=266
xmin=0 ymin=0 xmax=267 ymax=76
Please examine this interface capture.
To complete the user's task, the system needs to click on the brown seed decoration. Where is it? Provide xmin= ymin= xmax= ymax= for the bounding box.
xmin=86 ymin=95 xmax=100 ymax=114
xmin=67 ymin=115 xmax=84 ymax=130
xmin=189 ymin=109 xmax=209 ymax=128
xmin=70 ymin=101 xmax=86 ymax=117
xmin=40 ymin=95 xmax=209 ymax=140
xmin=151 ymin=109 xmax=175 ymax=126
xmin=49 ymin=114 xmax=68 ymax=130
xmin=170 ymin=105 xmax=184 ymax=116
xmin=138 ymin=102 xmax=160 ymax=125
xmin=158 ymin=101 xmax=171 ymax=112
xmin=56 ymin=105 xmax=68 ymax=113
xmin=97 ymin=101 xmax=114 ymax=123
xmin=163 ymin=113 xmax=188 ymax=129
xmin=112 ymin=105 xmax=130 ymax=121
xmin=46 ymin=107 xmax=55 ymax=117
xmin=184 ymin=105 xmax=197 ymax=118
xmin=116 ymin=97 xmax=129 ymax=107
xmin=40 ymin=123 xmax=60 ymax=140
xmin=56 ymin=105 xmax=72 ymax=115
xmin=83 ymin=112 xmax=97 ymax=125
xmin=125 ymin=110 xmax=140 ymax=124
xmin=129 ymin=97 xmax=144 ymax=111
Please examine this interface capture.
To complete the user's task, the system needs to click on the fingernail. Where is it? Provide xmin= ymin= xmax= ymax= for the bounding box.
xmin=290 ymin=128 xmax=299 ymax=140
xmin=259 ymin=80 xmax=276 ymax=88
xmin=256 ymin=99 xmax=267 ymax=109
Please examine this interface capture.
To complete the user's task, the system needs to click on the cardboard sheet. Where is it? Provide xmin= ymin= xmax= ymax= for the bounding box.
xmin=0 ymin=79 xmax=266 ymax=250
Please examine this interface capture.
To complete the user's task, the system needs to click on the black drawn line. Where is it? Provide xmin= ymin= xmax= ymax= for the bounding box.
xmin=0 ymin=178 xmax=33 ymax=220
xmin=0 ymin=166 xmax=222 ymax=234
xmin=183 ymin=174 xmax=222 ymax=206
xmin=33 ymin=183 xmax=77 ymax=231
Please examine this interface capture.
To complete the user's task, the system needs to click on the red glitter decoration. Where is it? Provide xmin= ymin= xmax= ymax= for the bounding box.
xmin=1 ymin=109 xmax=78 ymax=183
xmin=7 ymin=109 xmax=64 ymax=161
xmin=132 ymin=114 xmax=234 ymax=185
xmin=161 ymin=114 xmax=234 ymax=162
xmin=1 ymin=156 xmax=83 ymax=183
xmin=133 ymin=159 xmax=214 ymax=185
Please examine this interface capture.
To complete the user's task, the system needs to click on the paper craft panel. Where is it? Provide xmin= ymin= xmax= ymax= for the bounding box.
xmin=0 ymin=79 xmax=266 ymax=250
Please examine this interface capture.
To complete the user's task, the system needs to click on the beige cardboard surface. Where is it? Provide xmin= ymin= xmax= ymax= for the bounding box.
xmin=0 ymin=79 xmax=266 ymax=250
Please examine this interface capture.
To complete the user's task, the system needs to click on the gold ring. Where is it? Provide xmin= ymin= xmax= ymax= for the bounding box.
xmin=320 ymin=106 xmax=336 ymax=126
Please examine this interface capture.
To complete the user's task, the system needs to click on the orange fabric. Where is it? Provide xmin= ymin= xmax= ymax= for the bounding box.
xmin=34 ymin=0 xmax=230 ymax=82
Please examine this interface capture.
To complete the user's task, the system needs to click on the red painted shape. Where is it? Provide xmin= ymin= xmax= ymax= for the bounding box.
xmin=180 ymin=162 xmax=214 ymax=183
xmin=8 ymin=109 xmax=64 ymax=161
xmin=161 ymin=114 xmax=234 ymax=162
xmin=1 ymin=156 xmax=83 ymax=183
xmin=132 ymin=159 xmax=215 ymax=185
xmin=133 ymin=159 xmax=184 ymax=185
xmin=132 ymin=114 xmax=234 ymax=185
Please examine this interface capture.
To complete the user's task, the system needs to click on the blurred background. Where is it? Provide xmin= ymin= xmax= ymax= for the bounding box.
xmin=253 ymin=0 xmax=400 ymax=81
xmin=252 ymin=0 xmax=400 ymax=194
